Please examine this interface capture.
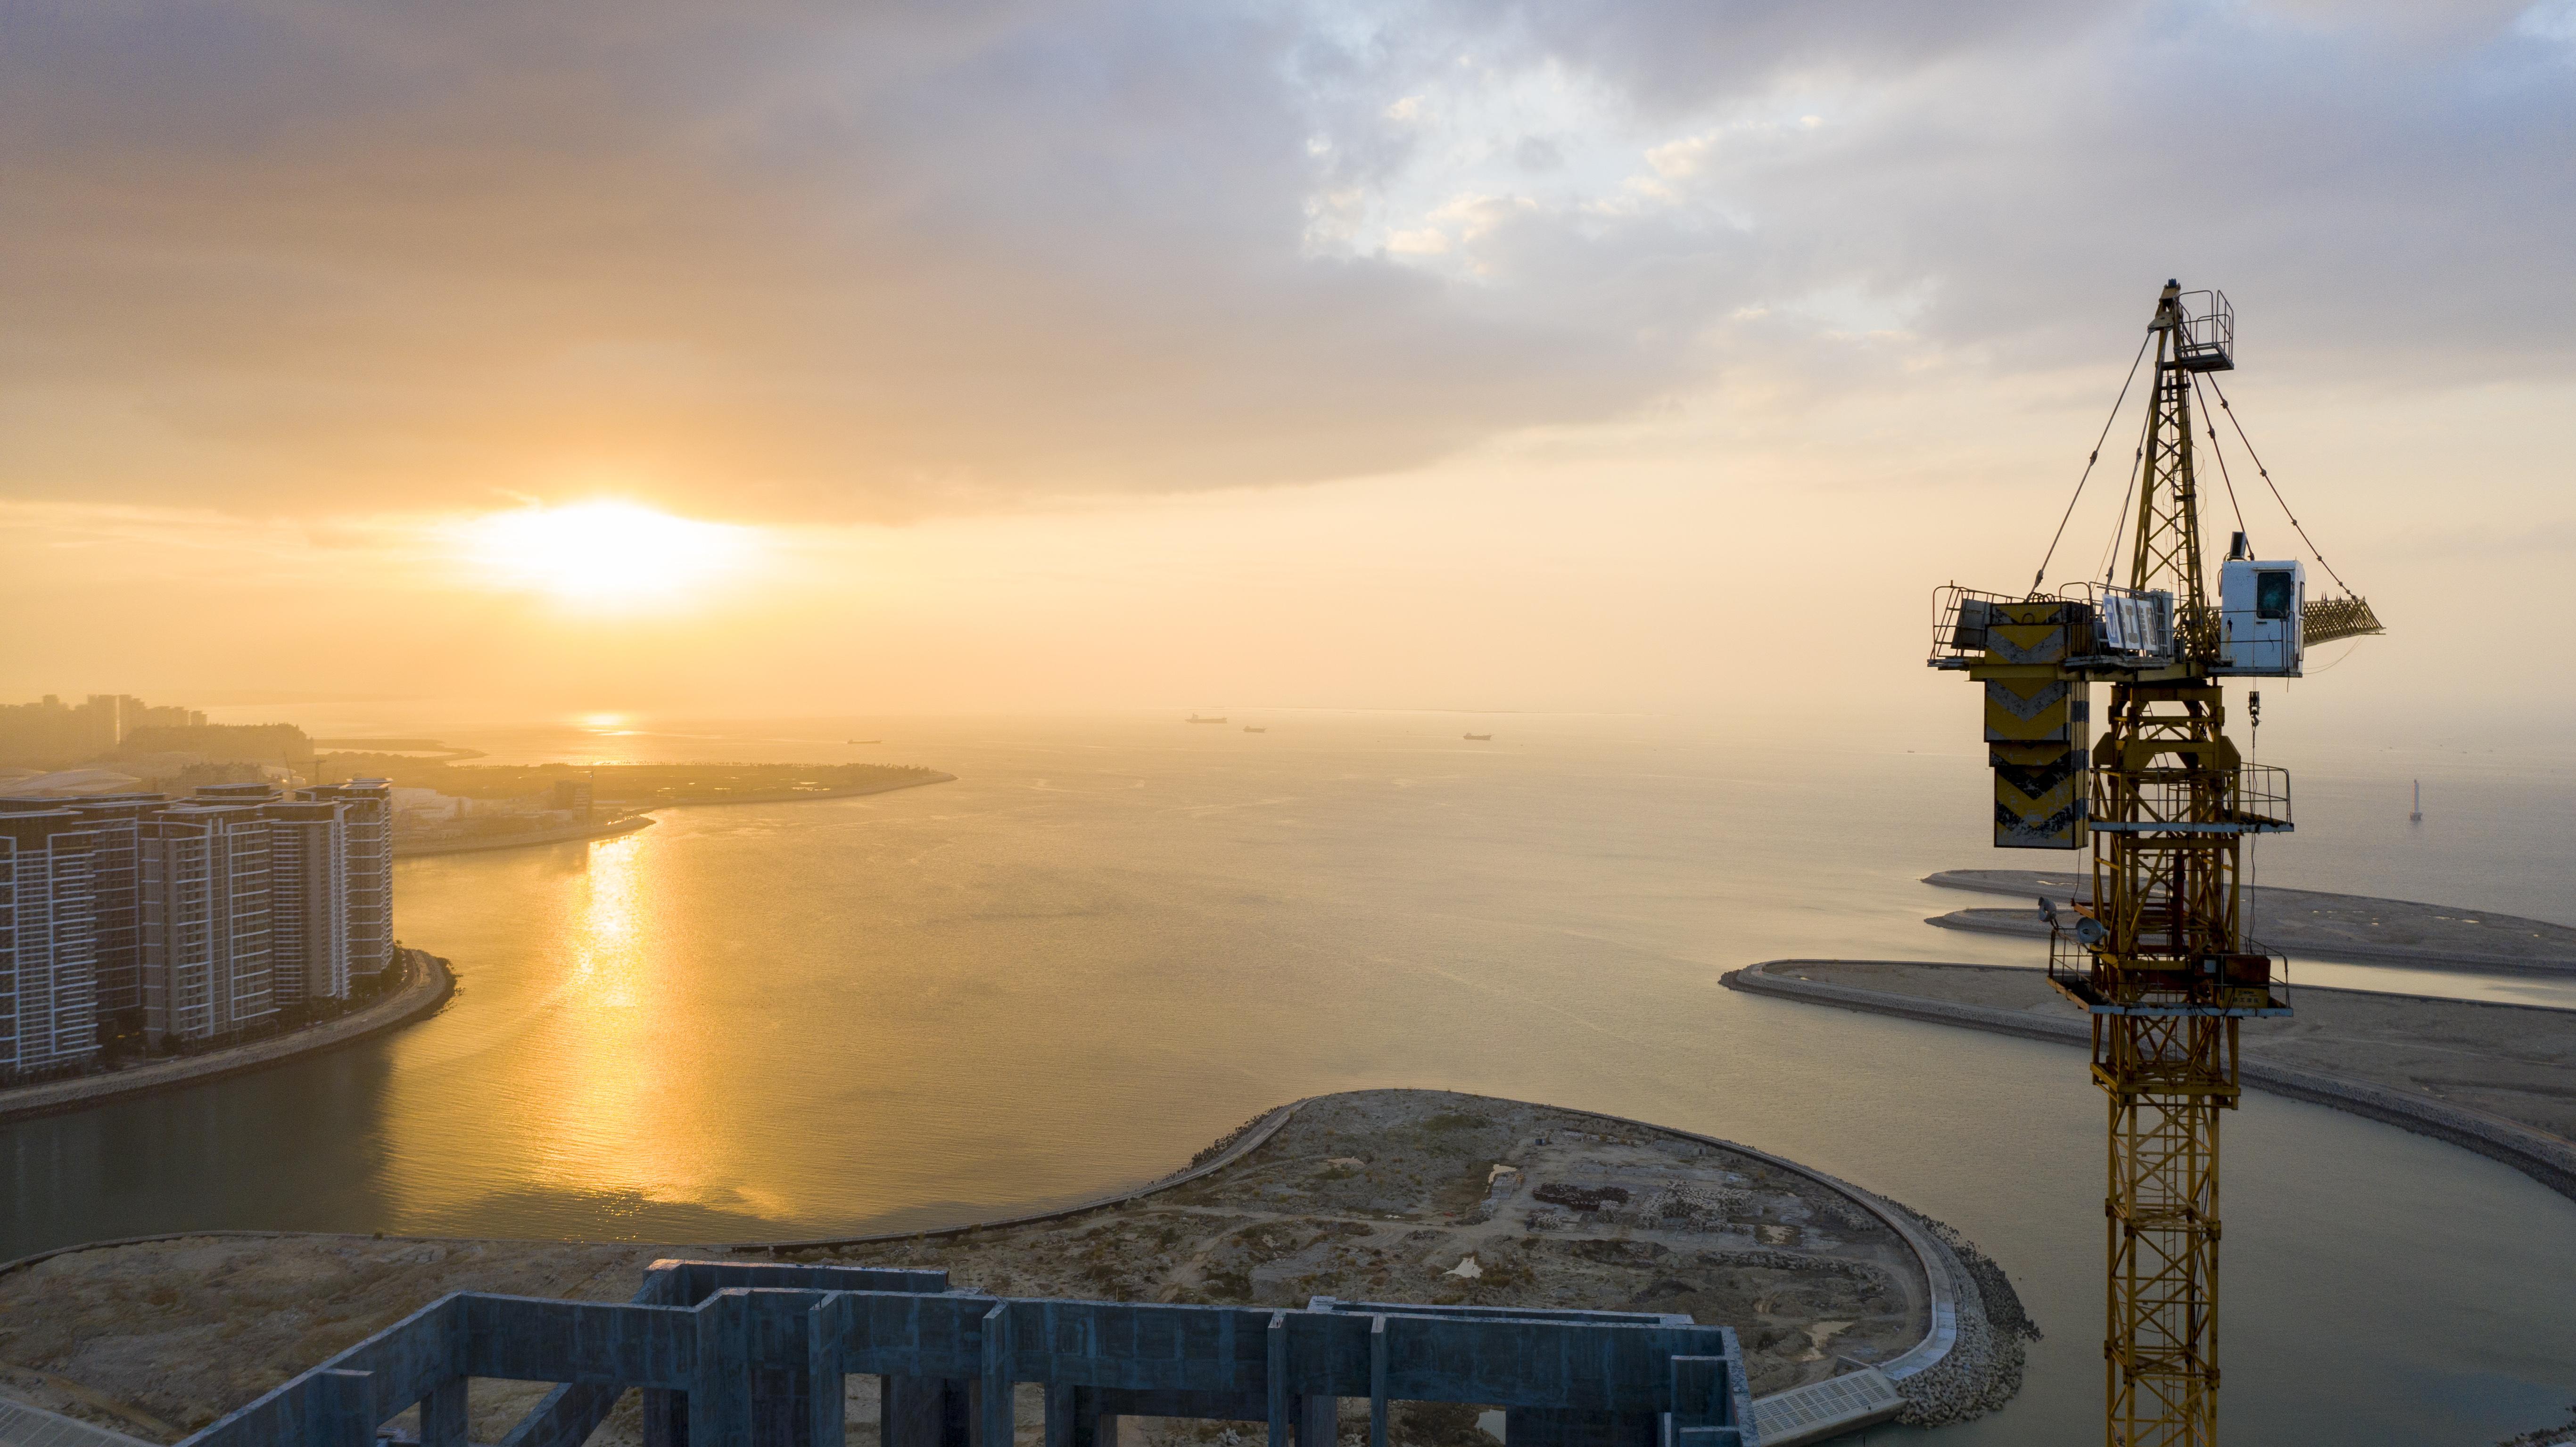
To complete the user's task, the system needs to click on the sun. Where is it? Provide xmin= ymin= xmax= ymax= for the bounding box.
xmin=462 ymin=501 xmax=754 ymax=608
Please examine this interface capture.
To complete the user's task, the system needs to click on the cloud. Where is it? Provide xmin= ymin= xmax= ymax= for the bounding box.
xmin=1 ymin=0 xmax=2569 ymax=525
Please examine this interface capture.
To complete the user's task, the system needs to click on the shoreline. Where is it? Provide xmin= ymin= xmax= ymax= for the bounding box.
xmin=1725 ymin=959 xmax=2576 ymax=1202
xmin=625 ymin=770 xmax=956 ymax=812
xmin=388 ymin=772 xmax=957 ymax=859
xmin=392 ymin=813 xmax=653 ymax=858
xmin=0 ymin=949 xmax=454 ymax=1126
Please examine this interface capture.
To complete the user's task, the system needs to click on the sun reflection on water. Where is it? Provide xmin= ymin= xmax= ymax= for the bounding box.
xmin=524 ymin=831 xmax=705 ymax=1211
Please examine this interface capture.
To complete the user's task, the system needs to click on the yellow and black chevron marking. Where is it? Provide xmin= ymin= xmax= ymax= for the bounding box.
xmin=1984 ymin=675 xmax=2082 ymax=742
xmin=1984 ymin=600 xmax=2081 ymax=666
xmin=1992 ymin=740 xmax=2088 ymax=849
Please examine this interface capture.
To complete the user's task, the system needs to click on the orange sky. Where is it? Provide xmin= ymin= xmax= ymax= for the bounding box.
xmin=4 ymin=2 xmax=2570 ymax=747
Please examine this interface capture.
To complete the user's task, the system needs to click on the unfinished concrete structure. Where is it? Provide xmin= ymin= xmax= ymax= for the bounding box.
xmin=181 ymin=1260 xmax=1753 ymax=1447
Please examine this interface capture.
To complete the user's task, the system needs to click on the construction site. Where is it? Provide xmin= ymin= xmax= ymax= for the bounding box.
xmin=0 ymin=1091 xmax=2037 ymax=1447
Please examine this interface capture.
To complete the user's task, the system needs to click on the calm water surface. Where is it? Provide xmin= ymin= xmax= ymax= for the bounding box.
xmin=5 ymin=715 xmax=2573 ymax=1445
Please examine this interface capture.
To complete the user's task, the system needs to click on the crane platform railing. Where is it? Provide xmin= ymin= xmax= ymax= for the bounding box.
xmin=1925 ymin=585 xmax=2031 ymax=667
xmin=2171 ymin=289 xmax=2235 ymax=372
xmin=2045 ymin=922 xmax=2293 ymax=1016
xmin=1928 ymin=584 xmax=2193 ymax=671
xmin=2089 ymin=763 xmax=2292 ymax=835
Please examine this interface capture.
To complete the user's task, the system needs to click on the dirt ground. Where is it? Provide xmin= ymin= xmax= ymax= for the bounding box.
xmin=1775 ymin=961 xmax=2576 ymax=1140
xmin=0 ymin=1090 xmax=1955 ymax=1445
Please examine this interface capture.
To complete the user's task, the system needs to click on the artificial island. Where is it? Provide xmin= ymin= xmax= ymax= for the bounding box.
xmin=0 ymin=1090 xmax=2036 ymax=1447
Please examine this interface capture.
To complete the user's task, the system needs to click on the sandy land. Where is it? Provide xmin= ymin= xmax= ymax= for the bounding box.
xmin=0 ymin=1091 xmax=2026 ymax=1445
xmin=1925 ymin=869 xmax=2576 ymax=972
xmin=1760 ymin=962 xmax=2576 ymax=1143
xmin=391 ymin=775 xmax=957 ymax=858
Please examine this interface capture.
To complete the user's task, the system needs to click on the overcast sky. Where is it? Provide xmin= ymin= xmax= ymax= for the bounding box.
xmin=5 ymin=0 xmax=2571 ymax=740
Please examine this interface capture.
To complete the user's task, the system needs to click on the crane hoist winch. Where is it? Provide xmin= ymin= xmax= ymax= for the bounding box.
xmin=1927 ymin=281 xmax=2383 ymax=1447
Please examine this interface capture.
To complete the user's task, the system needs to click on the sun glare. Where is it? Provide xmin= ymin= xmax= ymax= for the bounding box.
xmin=463 ymin=501 xmax=754 ymax=608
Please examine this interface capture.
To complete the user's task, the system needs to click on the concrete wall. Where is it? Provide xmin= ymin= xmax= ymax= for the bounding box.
xmin=179 ymin=1261 xmax=1754 ymax=1447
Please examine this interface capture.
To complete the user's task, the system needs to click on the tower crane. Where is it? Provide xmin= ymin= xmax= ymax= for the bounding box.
xmin=1927 ymin=281 xmax=2383 ymax=1447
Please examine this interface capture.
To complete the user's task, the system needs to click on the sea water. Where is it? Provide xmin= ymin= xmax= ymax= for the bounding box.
xmin=4 ymin=714 xmax=2572 ymax=1444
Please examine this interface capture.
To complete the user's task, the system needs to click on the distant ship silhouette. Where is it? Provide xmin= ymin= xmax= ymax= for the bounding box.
xmin=1463 ymin=732 xmax=1492 ymax=741
xmin=1186 ymin=714 xmax=1227 ymax=724
xmin=1243 ymin=725 xmax=1266 ymax=733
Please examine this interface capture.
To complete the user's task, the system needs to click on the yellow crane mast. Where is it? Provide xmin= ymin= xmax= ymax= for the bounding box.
xmin=1928 ymin=281 xmax=2382 ymax=1447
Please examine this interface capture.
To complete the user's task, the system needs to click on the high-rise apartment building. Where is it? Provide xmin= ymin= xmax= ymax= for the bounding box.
xmin=0 ymin=773 xmax=397 ymax=1056
xmin=262 ymin=798 xmax=350 ymax=1009
xmin=302 ymin=780 xmax=392 ymax=983
xmin=0 ymin=810 xmax=102 ymax=1078
xmin=139 ymin=802 xmax=276 ymax=1045
xmin=56 ymin=794 xmax=160 ymax=1033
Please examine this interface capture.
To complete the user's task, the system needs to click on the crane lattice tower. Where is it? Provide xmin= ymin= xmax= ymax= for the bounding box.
xmin=1928 ymin=280 xmax=2382 ymax=1447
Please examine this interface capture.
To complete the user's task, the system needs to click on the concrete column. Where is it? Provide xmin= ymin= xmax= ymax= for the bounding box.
xmin=1265 ymin=1314 xmax=1288 ymax=1447
xmin=640 ymin=1388 xmax=687 ymax=1447
xmin=1043 ymin=1385 xmax=1120 ymax=1447
xmin=1367 ymin=1316 xmax=1388 ymax=1447
xmin=981 ymin=1303 xmax=1016 ymax=1447
xmin=881 ymin=1378 xmax=942 ymax=1447
xmin=885 ymin=1377 xmax=983 ymax=1447
xmin=419 ymin=1375 xmax=469 ymax=1447
xmin=308 ymin=1369 xmax=376 ymax=1447
xmin=809 ymin=1298 xmax=848 ymax=1447
xmin=1297 ymin=1396 xmax=1338 ymax=1447
xmin=689 ymin=1293 xmax=749 ymax=1447
xmin=751 ymin=1362 xmax=808 ymax=1447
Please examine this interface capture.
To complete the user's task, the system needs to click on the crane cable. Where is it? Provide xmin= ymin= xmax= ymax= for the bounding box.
xmin=2188 ymin=372 xmax=2254 ymax=550
xmin=2098 ymin=385 xmax=2157 ymax=588
xmin=2200 ymin=370 xmax=2359 ymax=595
xmin=2031 ymin=333 xmax=2155 ymax=595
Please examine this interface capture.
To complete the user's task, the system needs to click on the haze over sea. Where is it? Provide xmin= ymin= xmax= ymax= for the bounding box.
xmin=5 ymin=714 xmax=2572 ymax=1443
